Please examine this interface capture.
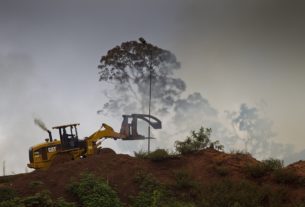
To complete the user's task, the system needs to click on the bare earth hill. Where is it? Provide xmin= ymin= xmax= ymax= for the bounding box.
xmin=1 ymin=148 xmax=305 ymax=206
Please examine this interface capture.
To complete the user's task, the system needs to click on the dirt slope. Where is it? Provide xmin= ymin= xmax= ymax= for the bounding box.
xmin=1 ymin=148 xmax=305 ymax=204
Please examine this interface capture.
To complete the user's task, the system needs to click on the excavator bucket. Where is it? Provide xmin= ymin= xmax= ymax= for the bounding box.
xmin=120 ymin=114 xmax=162 ymax=140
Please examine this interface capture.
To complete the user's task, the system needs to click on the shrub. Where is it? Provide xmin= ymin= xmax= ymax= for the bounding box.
xmin=245 ymin=158 xmax=284 ymax=179
xmin=53 ymin=198 xmax=76 ymax=207
xmin=69 ymin=173 xmax=121 ymax=207
xmin=161 ymin=201 xmax=196 ymax=207
xmin=175 ymin=127 xmax=223 ymax=155
xmin=146 ymin=149 xmax=171 ymax=161
xmin=245 ymin=163 xmax=269 ymax=179
xmin=133 ymin=172 xmax=167 ymax=207
xmin=262 ymin=159 xmax=284 ymax=171
xmin=230 ymin=150 xmax=250 ymax=156
xmin=214 ymin=166 xmax=230 ymax=177
xmin=22 ymin=191 xmax=54 ymax=207
xmin=0 ymin=190 xmax=74 ymax=207
xmin=135 ymin=149 xmax=174 ymax=161
xmin=201 ymin=180 xmax=273 ymax=207
xmin=134 ymin=150 xmax=148 ymax=159
xmin=0 ymin=198 xmax=23 ymax=207
xmin=0 ymin=187 xmax=17 ymax=202
xmin=29 ymin=180 xmax=44 ymax=188
xmin=174 ymin=170 xmax=196 ymax=190
xmin=273 ymin=168 xmax=301 ymax=185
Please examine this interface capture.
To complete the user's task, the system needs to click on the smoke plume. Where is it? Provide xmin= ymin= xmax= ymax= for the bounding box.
xmin=34 ymin=118 xmax=49 ymax=132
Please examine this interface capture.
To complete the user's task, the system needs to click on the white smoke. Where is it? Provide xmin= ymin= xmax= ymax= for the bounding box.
xmin=34 ymin=118 xmax=49 ymax=132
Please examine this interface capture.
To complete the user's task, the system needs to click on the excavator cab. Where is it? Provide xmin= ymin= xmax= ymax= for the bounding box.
xmin=52 ymin=124 xmax=80 ymax=150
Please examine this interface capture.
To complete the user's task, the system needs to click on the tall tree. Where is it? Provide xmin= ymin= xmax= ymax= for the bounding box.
xmin=98 ymin=38 xmax=184 ymax=115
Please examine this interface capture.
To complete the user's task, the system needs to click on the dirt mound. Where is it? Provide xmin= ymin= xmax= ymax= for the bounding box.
xmin=287 ymin=160 xmax=305 ymax=177
xmin=2 ymin=149 xmax=305 ymax=204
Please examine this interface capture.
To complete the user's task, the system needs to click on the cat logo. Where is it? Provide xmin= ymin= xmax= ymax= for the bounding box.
xmin=48 ymin=146 xmax=56 ymax=153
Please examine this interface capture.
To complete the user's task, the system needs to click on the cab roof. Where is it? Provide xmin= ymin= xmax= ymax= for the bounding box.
xmin=52 ymin=123 xmax=80 ymax=129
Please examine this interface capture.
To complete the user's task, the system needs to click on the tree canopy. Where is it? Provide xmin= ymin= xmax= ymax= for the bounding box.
xmin=98 ymin=38 xmax=184 ymax=115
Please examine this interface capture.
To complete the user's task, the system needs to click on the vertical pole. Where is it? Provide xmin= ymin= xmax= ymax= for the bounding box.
xmin=3 ymin=161 xmax=5 ymax=176
xmin=148 ymin=69 xmax=152 ymax=153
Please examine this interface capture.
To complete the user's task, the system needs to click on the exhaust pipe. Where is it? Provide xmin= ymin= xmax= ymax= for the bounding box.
xmin=47 ymin=130 xmax=53 ymax=142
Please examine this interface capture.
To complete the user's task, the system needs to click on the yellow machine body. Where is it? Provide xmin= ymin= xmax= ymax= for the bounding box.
xmin=28 ymin=114 xmax=162 ymax=170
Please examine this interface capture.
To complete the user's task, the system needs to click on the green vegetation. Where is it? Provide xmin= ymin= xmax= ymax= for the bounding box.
xmin=175 ymin=127 xmax=223 ymax=155
xmin=0 ymin=190 xmax=75 ymax=207
xmin=132 ymin=172 xmax=167 ymax=207
xmin=28 ymin=180 xmax=44 ymax=188
xmin=273 ymin=168 xmax=302 ymax=185
xmin=229 ymin=150 xmax=250 ymax=156
xmin=245 ymin=158 xmax=284 ymax=179
xmin=200 ymin=179 xmax=286 ymax=207
xmin=174 ymin=170 xmax=197 ymax=190
xmin=134 ymin=150 xmax=148 ymax=159
xmin=134 ymin=149 xmax=174 ymax=161
xmin=262 ymin=158 xmax=284 ymax=171
xmin=69 ymin=173 xmax=122 ymax=207
xmin=0 ymin=187 xmax=17 ymax=202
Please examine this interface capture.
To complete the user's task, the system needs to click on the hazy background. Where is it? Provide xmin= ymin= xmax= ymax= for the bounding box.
xmin=1 ymin=0 xmax=305 ymax=174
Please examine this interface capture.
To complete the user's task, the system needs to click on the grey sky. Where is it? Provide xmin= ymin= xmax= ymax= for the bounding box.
xmin=1 ymin=0 xmax=305 ymax=173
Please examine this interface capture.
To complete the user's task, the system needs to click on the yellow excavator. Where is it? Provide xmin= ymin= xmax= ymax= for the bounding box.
xmin=27 ymin=114 xmax=161 ymax=170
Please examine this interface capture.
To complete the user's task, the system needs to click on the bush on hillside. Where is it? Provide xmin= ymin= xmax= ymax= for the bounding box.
xmin=273 ymin=168 xmax=302 ymax=185
xmin=146 ymin=149 xmax=172 ymax=161
xmin=134 ymin=150 xmax=148 ymax=159
xmin=174 ymin=170 xmax=197 ymax=190
xmin=69 ymin=173 xmax=122 ymax=207
xmin=0 ymin=187 xmax=17 ymax=202
xmin=200 ymin=179 xmax=285 ymax=207
xmin=175 ymin=127 xmax=223 ymax=155
xmin=133 ymin=172 xmax=167 ymax=207
xmin=134 ymin=149 xmax=174 ymax=161
xmin=262 ymin=158 xmax=284 ymax=171
xmin=245 ymin=158 xmax=284 ymax=179
xmin=0 ymin=191 xmax=75 ymax=207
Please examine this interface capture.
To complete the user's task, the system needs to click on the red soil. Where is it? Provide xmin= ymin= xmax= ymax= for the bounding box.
xmin=1 ymin=148 xmax=305 ymax=204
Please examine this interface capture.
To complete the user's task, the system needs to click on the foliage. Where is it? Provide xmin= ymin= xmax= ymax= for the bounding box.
xmin=262 ymin=158 xmax=284 ymax=171
xmin=133 ymin=172 xmax=168 ymax=207
xmin=97 ymin=38 xmax=183 ymax=115
xmin=245 ymin=158 xmax=284 ymax=179
xmin=53 ymin=198 xmax=76 ymax=207
xmin=28 ymin=180 xmax=44 ymax=188
xmin=0 ymin=198 xmax=23 ymax=207
xmin=273 ymin=168 xmax=302 ymax=185
xmin=22 ymin=191 xmax=54 ymax=207
xmin=200 ymin=180 xmax=279 ymax=207
xmin=146 ymin=149 xmax=172 ymax=161
xmin=245 ymin=163 xmax=269 ymax=179
xmin=134 ymin=150 xmax=148 ymax=159
xmin=69 ymin=173 xmax=121 ymax=207
xmin=214 ymin=166 xmax=230 ymax=177
xmin=229 ymin=150 xmax=250 ymax=156
xmin=134 ymin=149 xmax=173 ymax=161
xmin=174 ymin=170 xmax=196 ymax=190
xmin=175 ymin=127 xmax=223 ymax=155
xmin=161 ymin=201 xmax=195 ymax=207
xmin=0 ymin=191 xmax=75 ymax=207
xmin=0 ymin=187 xmax=17 ymax=202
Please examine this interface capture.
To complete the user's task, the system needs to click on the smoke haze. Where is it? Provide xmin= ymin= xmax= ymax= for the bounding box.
xmin=34 ymin=118 xmax=49 ymax=132
xmin=0 ymin=0 xmax=305 ymax=173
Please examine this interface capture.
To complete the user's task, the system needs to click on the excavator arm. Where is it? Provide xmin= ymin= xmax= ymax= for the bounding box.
xmin=84 ymin=123 xmax=126 ymax=156
xmin=84 ymin=114 xmax=162 ymax=155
